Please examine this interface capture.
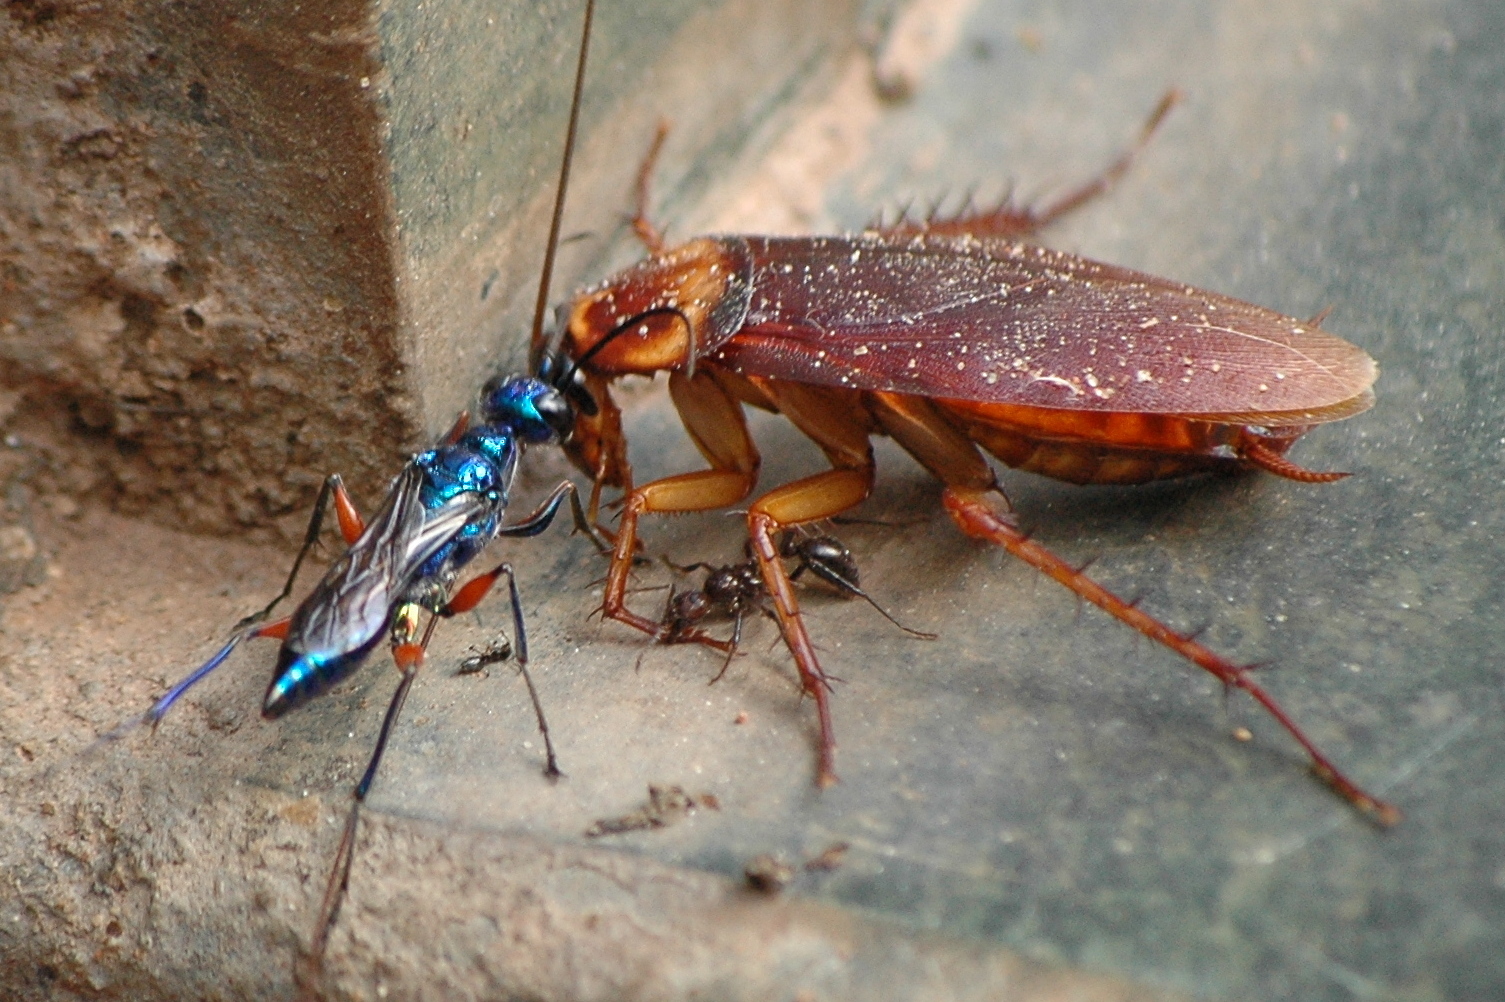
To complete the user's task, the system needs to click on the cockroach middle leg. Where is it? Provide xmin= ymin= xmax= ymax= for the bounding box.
xmin=743 ymin=467 xmax=875 ymax=787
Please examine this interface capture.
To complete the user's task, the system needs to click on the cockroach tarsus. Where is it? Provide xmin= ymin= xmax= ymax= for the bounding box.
xmin=541 ymin=89 xmax=1399 ymax=825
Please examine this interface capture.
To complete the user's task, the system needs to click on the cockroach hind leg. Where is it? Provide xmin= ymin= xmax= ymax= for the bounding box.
xmin=941 ymin=485 xmax=1398 ymax=824
xmin=904 ymin=88 xmax=1183 ymax=239
xmin=1307 ymin=304 xmax=1335 ymax=327
xmin=1239 ymin=439 xmax=1351 ymax=483
xmin=630 ymin=119 xmax=671 ymax=254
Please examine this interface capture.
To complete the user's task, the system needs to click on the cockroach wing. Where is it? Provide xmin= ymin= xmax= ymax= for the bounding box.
xmin=706 ymin=234 xmax=1376 ymax=426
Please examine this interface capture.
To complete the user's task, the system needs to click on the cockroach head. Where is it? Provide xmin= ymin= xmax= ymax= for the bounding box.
xmin=532 ymin=343 xmax=599 ymax=421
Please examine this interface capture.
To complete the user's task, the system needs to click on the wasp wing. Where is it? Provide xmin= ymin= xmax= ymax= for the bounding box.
xmin=284 ymin=463 xmax=486 ymax=660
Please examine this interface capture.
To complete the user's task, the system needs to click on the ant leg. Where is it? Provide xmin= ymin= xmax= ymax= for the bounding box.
xmin=707 ymin=609 xmax=745 ymax=685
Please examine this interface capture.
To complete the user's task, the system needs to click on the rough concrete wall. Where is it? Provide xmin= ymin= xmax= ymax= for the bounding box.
xmin=0 ymin=0 xmax=405 ymax=536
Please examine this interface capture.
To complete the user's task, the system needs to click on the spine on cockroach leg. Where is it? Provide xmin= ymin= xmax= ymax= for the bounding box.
xmin=942 ymin=486 xmax=1400 ymax=826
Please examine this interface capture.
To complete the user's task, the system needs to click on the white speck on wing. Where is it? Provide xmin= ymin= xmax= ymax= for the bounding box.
xmin=1032 ymin=374 xmax=1082 ymax=395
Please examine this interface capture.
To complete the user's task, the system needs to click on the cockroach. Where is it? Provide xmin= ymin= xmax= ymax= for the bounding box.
xmin=537 ymin=92 xmax=1398 ymax=825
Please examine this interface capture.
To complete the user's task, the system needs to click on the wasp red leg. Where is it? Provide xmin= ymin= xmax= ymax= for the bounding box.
xmin=230 ymin=474 xmax=365 ymax=638
xmin=940 ymin=485 xmax=1400 ymax=826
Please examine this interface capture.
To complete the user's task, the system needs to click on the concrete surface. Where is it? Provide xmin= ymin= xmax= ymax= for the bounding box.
xmin=4 ymin=0 xmax=1503 ymax=1000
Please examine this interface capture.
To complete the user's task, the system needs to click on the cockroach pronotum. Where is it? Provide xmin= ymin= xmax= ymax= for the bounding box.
xmin=537 ymin=92 xmax=1399 ymax=825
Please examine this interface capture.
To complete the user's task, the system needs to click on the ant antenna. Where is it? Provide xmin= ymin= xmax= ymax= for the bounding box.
xmin=529 ymin=0 xmax=596 ymax=365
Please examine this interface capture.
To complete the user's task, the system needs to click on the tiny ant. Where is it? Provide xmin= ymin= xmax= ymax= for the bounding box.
xmin=652 ymin=529 xmax=934 ymax=682
xmin=457 ymin=636 xmax=515 ymax=676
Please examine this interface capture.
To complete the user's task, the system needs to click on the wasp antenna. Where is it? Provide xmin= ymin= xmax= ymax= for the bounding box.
xmin=529 ymin=0 xmax=596 ymax=366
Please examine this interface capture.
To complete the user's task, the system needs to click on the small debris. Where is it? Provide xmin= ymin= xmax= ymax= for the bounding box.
xmin=0 ymin=524 xmax=47 ymax=595
xmin=803 ymin=841 xmax=850 ymax=872
xmin=585 ymin=783 xmax=719 ymax=837
xmin=1232 ymin=726 xmax=1253 ymax=742
xmin=279 ymin=796 xmax=322 ymax=828
xmin=733 ymin=711 xmax=749 ymax=725
xmin=744 ymin=853 xmax=795 ymax=893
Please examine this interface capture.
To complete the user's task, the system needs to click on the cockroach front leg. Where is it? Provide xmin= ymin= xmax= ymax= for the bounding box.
xmin=600 ymin=370 xmax=758 ymax=650
xmin=746 ymin=467 xmax=875 ymax=787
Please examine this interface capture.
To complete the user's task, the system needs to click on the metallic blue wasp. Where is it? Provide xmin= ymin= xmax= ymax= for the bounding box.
xmin=108 ymin=369 xmax=604 ymax=962
xmin=107 ymin=0 xmax=609 ymax=969
xmin=124 ymin=372 xmax=591 ymax=756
